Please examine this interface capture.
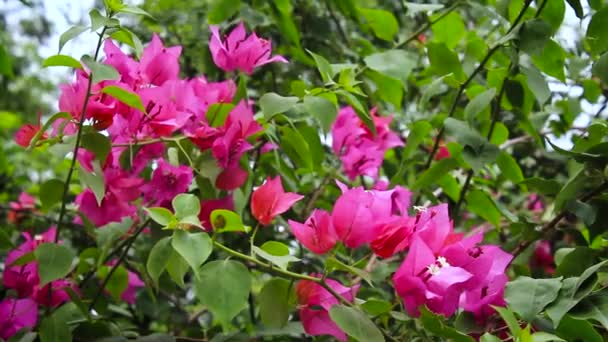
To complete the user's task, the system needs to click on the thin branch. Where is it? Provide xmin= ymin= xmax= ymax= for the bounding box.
xmin=395 ymin=1 xmax=463 ymax=48
xmin=510 ymin=182 xmax=608 ymax=260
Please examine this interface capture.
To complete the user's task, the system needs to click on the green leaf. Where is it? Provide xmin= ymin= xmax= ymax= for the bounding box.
xmin=505 ymin=276 xmax=563 ymax=322
xmin=419 ymin=74 xmax=450 ymax=107
xmin=96 ymin=218 xmax=132 ymax=250
xmin=586 ymin=8 xmax=608 ymax=53
xmin=329 ymin=305 xmax=385 ymax=342
xmin=364 ymin=49 xmax=416 ymax=88
xmin=171 ymin=230 xmax=213 ymax=273
xmin=335 ymin=89 xmax=375 ymax=135
xmin=444 ymin=118 xmax=500 ymax=171
xmin=497 ymin=152 xmax=524 ymax=184
xmin=81 ymin=132 xmax=111 ymax=162
xmin=39 ymin=315 xmax=72 ymax=342
xmin=252 ymin=245 xmax=299 ymax=271
xmin=464 ymin=88 xmax=496 ymax=122
xmin=147 ymin=237 xmax=172 ymax=288
xmin=554 ymin=168 xmax=586 ymax=212
xmin=97 ymin=264 xmax=128 ymax=302
xmin=40 ymin=179 xmax=65 ymax=211
xmin=532 ymin=40 xmax=566 ymax=82
xmin=555 ymin=247 xmax=595 ymax=277
xmin=494 ymin=306 xmax=521 ymax=336
xmin=480 ymin=333 xmax=502 ymax=342
xmin=519 ymin=177 xmax=561 ymax=195
xmin=81 ymin=55 xmax=120 ymax=84
xmin=116 ymin=5 xmax=155 ymax=18
xmin=419 ymin=306 xmax=474 ymax=342
xmin=58 ymin=25 xmax=88 ymax=53
xmin=172 ymin=193 xmax=200 ymax=219
xmin=359 ymin=8 xmax=398 ymax=42
xmin=195 ymin=260 xmax=252 ymax=327
xmin=326 ymin=257 xmax=372 ymax=285
xmin=260 ymin=92 xmax=299 ymax=119
xmin=592 ymin=52 xmax=608 ymax=85
xmin=206 ymin=103 xmax=234 ymax=127
xmin=366 ymin=70 xmax=403 ymax=109
xmin=0 ymin=45 xmax=13 ymax=77
xmin=518 ymin=19 xmax=552 ymax=55
xmin=361 ymin=299 xmax=392 ymax=316
xmin=109 ymin=28 xmax=143 ymax=58
xmin=556 ymin=315 xmax=603 ymax=342
xmin=427 ymin=43 xmax=465 ymax=81
xmin=412 ymin=158 xmax=459 ymax=190
xmin=279 ymin=125 xmax=314 ymax=170
xmin=79 ymin=163 xmax=106 ymax=206
xmin=431 ymin=11 xmax=465 ymax=48
xmin=258 ymin=278 xmax=294 ymax=328
xmin=403 ymin=2 xmax=443 ymax=15
xmin=565 ymin=200 xmax=597 ymax=227
xmin=43 ymin=54 xmax=83 ymax=69
xmin=569 ymin=291 xmax=608 ymax=329
xmin=307 ymin=50 xmax=334 ymax=84
xmin=210 ymin=209 xmax=249 ymax=233
xmin=89 ymin=9 xmax=119 ymax=31
xmin=522 ymin=65 xmax=551 ymax=105
xmin=401 ymin=121 xmax=432 ymax=159
xmin=540 ymin=0 xmax=565 ymax=33
xmin=207 ymin=0 xmax=241 ymax=24
xmin=100 ymin=85 xmax=146 ymax=112
xmin=145 ymin=207 xmax=175 ymax=227
xmin=465 ymin=190 xmax=501 ymax=227
xmin=260 ymin=241 xmax=289 ymax=256
xmin=28 ymin=111 xmax=71 ymax=149
xmin=303 ymin=95 xmax=337 ymax=134
xmin=35 ymin=243 xmax=75 ymax=286
xmin=166 ymin=250 xmax=188 ymax=288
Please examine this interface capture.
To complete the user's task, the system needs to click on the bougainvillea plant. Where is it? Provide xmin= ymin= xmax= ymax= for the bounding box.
xmin=2 ymin=0 xmax=608 ymax=340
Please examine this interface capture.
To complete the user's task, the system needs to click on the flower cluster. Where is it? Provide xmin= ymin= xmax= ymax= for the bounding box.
xmin=6 ymin=23 xmax=287 ymax=339
xmin=332 ymin=106 xmax=403 ymax=180
xmin=292 ymin=195 xmax=513 ymax=339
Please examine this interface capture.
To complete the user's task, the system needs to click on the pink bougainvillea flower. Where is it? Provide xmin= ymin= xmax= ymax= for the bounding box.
xmin=3 ymin=228 xmax=56 ymax=298
xmin=209 ymin=22 xmax=288 ymax=75
xmin=371 ymin=216 xmax=416 ymax=258
xmin=331 ymin=182 xmax=412 ymax=248
xmin=251 ymin=176 xmax=303 ymax=225
xmin=296 ymin=275 xmax=359 ymax=342
xmin=527 ymin=193 xmax=544 ymax=212
xmin=141 ymin=158 xmax=193 ymax=206
xmin=14 ymin=123 xmax=46 ymax=148
xmin=33 ymin=279 xmax=75 ymax=308
xmin=288 ymin=209 xmax=337 ymax=254
xmin=199 ymin=195 xmax=235 ymax=231
xmin=393 ymin=236 xmax=473 ymax=317
xmin=331 ymin=106 xmax=403 ymax=180
xmin=137 ymin=33 xmax=182 ymax=86
xmin=0 ymin=298 xmax=38 ymax=340
xmin=8 ymin=192 xmax=36 ymax=224
xmin=529 ymin=240 xmax=554 ymax=275
xmin=435 ymin=145 xmax=451 ymax=160
xmin=76 ymin=190 xmax=138 ymax=227
xmin=215 ymin=165 xmax=249 ymax=190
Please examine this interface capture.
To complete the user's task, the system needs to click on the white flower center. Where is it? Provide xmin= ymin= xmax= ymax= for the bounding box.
xmin=426 ymin=256 xmax=450 ymax=276
xmin=413 ymin=206 xmax=427 ymax=213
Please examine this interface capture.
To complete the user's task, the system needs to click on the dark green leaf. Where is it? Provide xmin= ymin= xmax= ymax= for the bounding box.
xmin=464 ymin=88 xmax=496 ymax=122
xmin=556 ymin=315 xmax=603 ymax=342
xmin=518 ymin=19 xmax=552 ymax=55
xmin=335 ymin=89 xmax=375 ymax=135
xmin=207 ymin=0 xmax=241 ymax=24
xmin=35 ymin=243 xmax=75 ymax=286
xmin=532 ymin=40 xmax=566 ymax=81
xmin=89 ymin=9 xmax=119 ymax=31
xmin=519 ymin=177 xmax=561 ymax=195
xmin=505 ymin=276 xmax=563 ymax=322
xmin=419 ymin=306 xmax=474 ymax=342
xmin=566 ymin=0 xmax=584 ymax=19
xmin=493 ymin=306 xmax=521 ymax=336
xmin=81 ymin=132 xmax=111 ymax=162
xmin=412 ymin=158 xmax=459 ymax=189
xmin=522 ymin=65 xmax=551 ymax=105
xmin=569 ymin=291 xmax=608 ymax=329
xmin=497 ymin=152 xmax=524 ymax=184
xmin=555 ymin=247 xmax=595 ymax=277
xmin=79 ymin=163 xmax=105 ymax=206
xmin=166 ymin=250 xmax=188 ymax=288
xmin=361 ymin=299 xmax=392 ymax=316
xmin=258 ymin=278 xmax=294 ymax=328
xmin=444 ymin=118 xmax=500 ymax=171
xmin=329 ymin=305 xmax=385 ymax=342
xmin=40 ymin=179 xmax=64 ymax=211
xmin=97 ymin=264 xmax=128 ymax=302
xmin=307 ymin=50 xmax=333 ymax=84
xmin=431 ymin=11 xmax=465 ymax=48
xmin=592 ymin=52 xmax=608 ymax=85
xmin=465 ymin=190 xmax=502 ymax=227
xmin=39 ymin=315 xmax=71 ymax=342
xmin=427 ymin=43 xmax=465 ymax=81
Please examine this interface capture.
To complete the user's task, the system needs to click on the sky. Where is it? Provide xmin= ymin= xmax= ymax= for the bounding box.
xmin=6 ymin=0 xmax=600 ymax=149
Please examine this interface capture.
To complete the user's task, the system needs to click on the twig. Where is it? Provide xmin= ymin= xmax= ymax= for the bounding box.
xmin=88 ymin=219 xmax=150 ymax=310
xmin=510 ymin=182 xmax=608 ymax=260
xmin=394 ymin=1 xmax=463 ymax=48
